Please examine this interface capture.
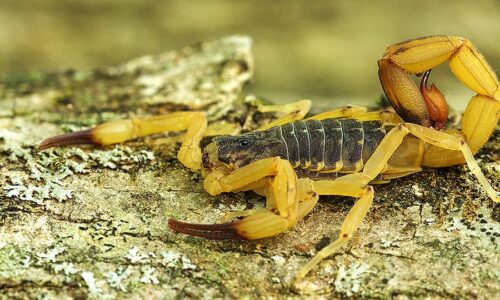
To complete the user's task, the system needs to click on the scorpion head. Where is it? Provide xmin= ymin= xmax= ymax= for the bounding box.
xmin=202 ymin=129 xmax=285 ymax=172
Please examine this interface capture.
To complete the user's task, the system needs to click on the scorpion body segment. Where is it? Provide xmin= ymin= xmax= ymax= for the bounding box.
xmin=212 ymin=119 xmax=421 ymax=181
xmin=39 ymin=35 xmax=499 ymax=282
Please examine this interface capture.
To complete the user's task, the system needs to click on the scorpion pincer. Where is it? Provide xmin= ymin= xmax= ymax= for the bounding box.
xmin=39 ymin=35 xmax=500 ymax=280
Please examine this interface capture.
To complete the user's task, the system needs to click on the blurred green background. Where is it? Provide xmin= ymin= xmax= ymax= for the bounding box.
xmin=1 ymin=0 xmax=499 ymax=109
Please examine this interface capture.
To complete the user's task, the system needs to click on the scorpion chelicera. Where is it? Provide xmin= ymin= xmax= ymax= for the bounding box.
xmin=39 ymin=36 xmax=499 ymax=280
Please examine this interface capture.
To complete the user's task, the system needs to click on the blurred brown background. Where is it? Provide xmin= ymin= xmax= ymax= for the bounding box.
xmin=1 ymin=0 xmax=499 ymax=109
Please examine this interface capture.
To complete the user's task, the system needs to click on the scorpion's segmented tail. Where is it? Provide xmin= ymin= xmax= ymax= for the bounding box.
xmin=168 ymin=219 xmax=246 ymax=240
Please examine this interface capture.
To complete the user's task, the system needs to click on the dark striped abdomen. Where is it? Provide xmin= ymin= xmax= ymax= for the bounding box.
xmin=278 ymin=119 xmax=387 ymax=177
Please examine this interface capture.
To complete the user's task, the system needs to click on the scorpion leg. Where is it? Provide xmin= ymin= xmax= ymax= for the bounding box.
xmin=306 ymin=105 xmax=368 ymax=120
xmin=257 ymin=99 xmax=311 ymax=130
xmin=295 ymin=185 xmax=374 ymax=281
xmin=308 ymin=106 xmax=404 ymax=125
xmin=349 ymin=110 xmax=403 ymax=124
xmin=204 ymin=122 xmax=241 ymax=137
xmin=296 ymin=124 xmax=411 ymax=280
xmin=39 ymin=112 xmax=207 ymax=170
xmin=406 ymin=123 xmax=498 ymax=202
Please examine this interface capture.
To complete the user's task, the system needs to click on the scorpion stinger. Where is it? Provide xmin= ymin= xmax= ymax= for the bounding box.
xmin=419 ymin=69 xmax=448 ymax=130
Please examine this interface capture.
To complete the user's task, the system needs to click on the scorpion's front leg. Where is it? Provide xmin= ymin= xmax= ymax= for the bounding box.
xmin=379 ymin=35 xmax=500 ymax=157
xmin=39 ymin=112 xmax=207 ymax=171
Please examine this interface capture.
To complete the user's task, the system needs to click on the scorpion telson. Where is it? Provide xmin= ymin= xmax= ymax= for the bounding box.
xmin=39 ymin=35 xmax=500 ymax=281
xmin=419 ymin=69 xmax=448 ymax=130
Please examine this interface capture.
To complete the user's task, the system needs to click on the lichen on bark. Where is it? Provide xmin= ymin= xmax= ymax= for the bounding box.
xmin=0 ymin=36 xmax=499 ymax=299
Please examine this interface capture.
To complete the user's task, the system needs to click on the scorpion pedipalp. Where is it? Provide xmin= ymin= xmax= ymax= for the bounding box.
xmin=39 ymin=129 xmax=97 ymax=150
xmin=168 ymin=219 xmax=245 ymax=240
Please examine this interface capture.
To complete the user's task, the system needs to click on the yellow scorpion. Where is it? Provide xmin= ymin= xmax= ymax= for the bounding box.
xmin=40 ymin=36 xmax=499 ymax=280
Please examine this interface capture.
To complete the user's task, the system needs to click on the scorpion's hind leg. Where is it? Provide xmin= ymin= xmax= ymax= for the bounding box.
xmin=406 ymin=123 xmax=499 ymax=203
xmin=39 ymin=112 xmax=207 ymax=170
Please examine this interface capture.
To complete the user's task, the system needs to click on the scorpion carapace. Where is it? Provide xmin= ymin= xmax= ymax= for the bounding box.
xmin=39 ymin=35 xmax=499 ymax=281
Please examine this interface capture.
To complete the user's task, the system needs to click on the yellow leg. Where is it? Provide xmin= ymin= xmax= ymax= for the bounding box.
xmin=307 ymin=105 xmax=402 ymax=125
xmin=296 ymin=124 xmax=411 ymax=280
xmin=299 ymin=122 xmax=498 ymax=280
xmin=406 ymin=123 xmax=498 ymax=203
xmin=258 ymin=99 xmax=311 ymax=130
xmin=306 ymin=105 xmax=367 ymax=121
xmin=39 ymin=112 xmax=207 ymax=171
xmin=379 ymin=35 xmax=499 ymax=151
xmin=296 ymin=178 xmax=320 ymax=222
xmin=204 ymin=122 xmax=241 ymax=136
xmin=350 ymin=110 xmax=403 ymax=124
xmin=296 ymin=186 xmax=374 ymax=281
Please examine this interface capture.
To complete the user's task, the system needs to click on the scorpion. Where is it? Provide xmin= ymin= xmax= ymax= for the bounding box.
xmin=39 ymin=36 xmax=499 ymax=280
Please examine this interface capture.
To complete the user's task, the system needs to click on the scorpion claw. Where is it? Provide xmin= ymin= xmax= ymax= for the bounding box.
xmin=39 ymin=129 xmax=97 ymax=150
xmin=169 ymin=210 xmax=290 ymax=240
xmin=168 ymin=219 xmax=246 ymax=240
xmin=419 ymin=70 xmax=449 ymax=130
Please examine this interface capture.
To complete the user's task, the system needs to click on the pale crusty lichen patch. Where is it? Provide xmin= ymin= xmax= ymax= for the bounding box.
xmin=1 ymin=118 xmax=155 ymax=204
xmin=1 ymin=36 xmax=499 ymax=299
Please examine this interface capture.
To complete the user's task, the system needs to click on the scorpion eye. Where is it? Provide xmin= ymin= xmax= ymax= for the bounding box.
xmin=239 ymin=138 xmax=251 ymax=147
